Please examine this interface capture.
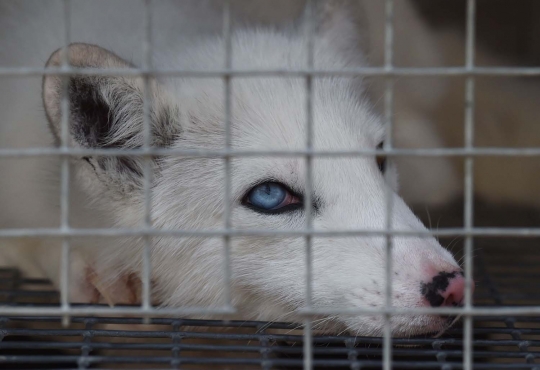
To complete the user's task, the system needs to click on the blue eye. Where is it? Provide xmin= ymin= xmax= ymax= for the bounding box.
xmin=249 ymin=183 xmax=286 ymax=209
xmin=243 ymin=182 xmax=301 ymax=214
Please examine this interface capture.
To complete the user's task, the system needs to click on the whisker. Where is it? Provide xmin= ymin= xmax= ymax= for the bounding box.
xmin=282 ymin=316 xmax=333 ymax=335
xmin=425 ymin=206 xmax=433 ymax=230
xmin=249 ymin=311 xmax=295 ymax=347
xmin=434 ymin=314 xmax=462 ymax=339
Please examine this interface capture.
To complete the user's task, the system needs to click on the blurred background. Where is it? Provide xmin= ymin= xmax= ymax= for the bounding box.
xmin=416 ymin=0 xmax=540 ymax=65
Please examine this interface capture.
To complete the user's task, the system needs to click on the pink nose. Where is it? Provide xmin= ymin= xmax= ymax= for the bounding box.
xmin=440 ymin=275 xmax=466 ymax=306
xmin=421 ymin=271 xmax=472 ymax=307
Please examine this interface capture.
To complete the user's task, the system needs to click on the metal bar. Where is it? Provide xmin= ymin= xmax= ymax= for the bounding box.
xmin=0 ymin=358 xmax=536 ymax=369
xmin=0 ymin=358 xmax=537 ymax=369
xmin=222 ymin=0 xmax=233 ymax=310
xmin=59 ymin=0 xmax=72 ymax=328
xmin=303 ymin=1 xmax=315 ymax=369
xmin=171 ymin=320 xmax=182 ymax=369
xmin=383 ymin=1 xmax=395 ymax=370
xmin=2 ymin=227 xmax=540 ymax=239
xmin=0 ymin=306 xmax=237 ymax=316
xmin=1 ymin=314 xmax=512 ymax=330
xmin=78 ymin=319 xmax=94 ymax=370
xmin=2 ymin=147 xmax=540 ymax=158
xmin=463 ymin=1 xmax=477 ymax=369
xmin=5 ymin=305 xmax=540 ymax=317
xmin=140 ymin=0 xmax=154 ymax=322
xmin=1 ymin=318 xmax=540 ymax=340
xmin=300 ymin=306 xmax=540 ymax=316
xmin=2 ymin=66 xmax=540 ymax=77
xmin=2 ymin=342 xmax=540 ymax=360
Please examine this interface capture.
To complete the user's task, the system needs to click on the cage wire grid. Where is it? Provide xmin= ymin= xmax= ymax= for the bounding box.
xmin=4 ymin=241 xmax=540 ymax=369
xmin=1 ymin=0 xmax=540 ymax=369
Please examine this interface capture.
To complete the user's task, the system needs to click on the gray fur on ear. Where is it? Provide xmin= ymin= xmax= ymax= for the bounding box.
xmin=42 ymin=43 xmax=180 ymax=197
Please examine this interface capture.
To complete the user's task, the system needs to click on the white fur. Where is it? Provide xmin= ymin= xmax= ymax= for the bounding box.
xmin=0 ymin=0 xmax=460 ymax=337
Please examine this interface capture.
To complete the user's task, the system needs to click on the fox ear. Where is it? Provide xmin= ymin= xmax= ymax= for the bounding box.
xmin=42 ymin=43 xmax=135 ymax=149
xmin=42 ymin=43 xmax=180 ymax=198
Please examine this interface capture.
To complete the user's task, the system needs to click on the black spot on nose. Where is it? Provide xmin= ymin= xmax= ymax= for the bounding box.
xmin=420 ymin=271 xmax=460 ymax=307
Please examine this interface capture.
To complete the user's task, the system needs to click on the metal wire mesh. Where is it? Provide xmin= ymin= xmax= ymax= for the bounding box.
xmin=0 ymin=1 xmax=539 ymax=370
xmin=2 ymin=218 xmax=540 ymax=369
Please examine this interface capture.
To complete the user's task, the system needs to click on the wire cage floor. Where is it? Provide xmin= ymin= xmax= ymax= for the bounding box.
xmin=1 ymin=199 xmax=540 ymax=369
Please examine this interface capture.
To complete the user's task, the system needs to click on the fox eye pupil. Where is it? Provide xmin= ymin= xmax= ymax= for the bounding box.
xmin=248 ymin=183 xmax=287 ymax=210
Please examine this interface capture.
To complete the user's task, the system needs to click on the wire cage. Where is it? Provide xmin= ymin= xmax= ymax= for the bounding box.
xmin=1 ymin=0 xmax=540 ymax=369
xmin=2 ymin=211 xmax=540 ymax=369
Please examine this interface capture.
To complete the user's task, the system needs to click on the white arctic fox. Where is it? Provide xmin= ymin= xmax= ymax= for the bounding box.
xmin=0 ymin=0 xmax=468 ymax=337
